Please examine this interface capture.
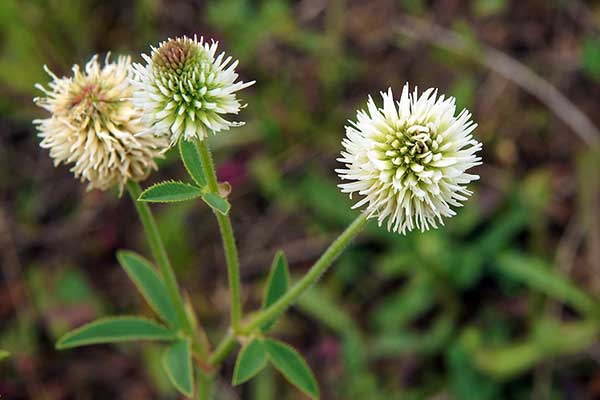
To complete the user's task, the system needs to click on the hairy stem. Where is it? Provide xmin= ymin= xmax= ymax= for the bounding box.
xmin=126 ymin=181 xmax=208 ymax=359
xmin=196 ymin=139 xmax=243 ymax=331
xmin=197 ymin=371 xmax=214 ymax=400
xmin=241 ymin=213 xmax=368 ymax=333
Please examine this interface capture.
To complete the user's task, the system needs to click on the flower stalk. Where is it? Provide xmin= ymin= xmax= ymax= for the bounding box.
xmin=242 ymin=213 xmax=368 ymax=333
xmin=195 ymin=139 xmax=244 ymax=331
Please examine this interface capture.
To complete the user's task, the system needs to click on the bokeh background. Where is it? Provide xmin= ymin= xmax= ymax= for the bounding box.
xmin=2 ymin=0 xmax=600 ymax=399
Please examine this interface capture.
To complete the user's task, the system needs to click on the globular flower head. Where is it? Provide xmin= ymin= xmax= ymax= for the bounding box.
xmin=33 ymin=54 xmax=168 ymax=193
xmin=131 ymin=35 xmax=255 ymax=145
xmin=337 ymin=84 xmax=482 ymax=234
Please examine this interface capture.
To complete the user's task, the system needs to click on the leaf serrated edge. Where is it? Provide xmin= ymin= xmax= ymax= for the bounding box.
xmin=56 ymin=316 xmax=175 ymax=349
xmin=138 ymin=180 xmax=204 ymax=203
xmin=162 ymin=338 xmax=193 ymax=397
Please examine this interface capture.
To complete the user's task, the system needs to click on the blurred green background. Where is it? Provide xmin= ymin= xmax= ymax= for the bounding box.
xmin=2 ymin=0 xmax=600 ymax=399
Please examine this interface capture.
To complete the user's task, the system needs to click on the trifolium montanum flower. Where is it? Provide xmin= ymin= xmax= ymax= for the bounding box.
xmin=131 ymin=35 xmax=255 ymax=145
xmin=336 ymin=84 xmax=482 ymax=234
xmin=34 ymin=54 xmax=168 ymax=193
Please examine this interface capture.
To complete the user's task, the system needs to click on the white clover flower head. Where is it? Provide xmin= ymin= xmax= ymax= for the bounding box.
xmin=131 ymin=35 xmax=255 ymax=145
xmin=337 ymin=84 xmax=482 ymax=234
xmin=33 ymin=54 xmax=168 ymax=194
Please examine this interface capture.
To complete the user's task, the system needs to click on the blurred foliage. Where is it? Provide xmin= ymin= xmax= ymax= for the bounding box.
xmin=582 ymin=36 xmax=600 ymax=83
xmin=1 ymin=0 xmax=600 ymax=399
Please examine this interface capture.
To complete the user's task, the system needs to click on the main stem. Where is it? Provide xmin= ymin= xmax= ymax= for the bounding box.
xmin=196 ymin=371 xmax=214 ymax=400
xmin=196 ymin=139 xmax=243 ymax=331
xmin=209 ymin=213 xmax=368 ymax=366
xmin=126 ymin=181 xmax=207 ymax=359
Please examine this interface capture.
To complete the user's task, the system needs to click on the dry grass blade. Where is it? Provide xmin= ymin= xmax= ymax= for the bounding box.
xmin=395 ymin=15 xmax=600 ymax=146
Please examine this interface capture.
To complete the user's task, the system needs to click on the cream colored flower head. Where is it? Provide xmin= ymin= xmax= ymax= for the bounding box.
xmin=337 ymin=84 xmax=482 ymax=234
xmin=131 ymin=35 xmax=255 ymax=145
xmin=34 ymin=54 xmax=168 ymax=193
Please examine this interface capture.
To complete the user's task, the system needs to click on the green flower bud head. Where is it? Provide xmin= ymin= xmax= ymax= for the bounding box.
xmin=131 ymin=35 xmax=255 ymax=145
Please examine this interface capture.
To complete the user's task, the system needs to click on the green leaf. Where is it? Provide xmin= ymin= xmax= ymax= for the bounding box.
xmin=496 ymin=252 xmax=596 ymax=315
xmin=139 ymin=181 xmax=203 ymax=203
xmin=261 ymin=251 xmax=290 ymax=331
xmin=202 ymin=192 xmax=231 ymax=215
xmin=179 ymin=139 xmax=208 ymax=187
xmin=464 ymin=319 xmax=600 ymax=379
xmin=473 ymin=0 xmax=506 ymax=17
xmin=117 ymin=250 xmax=179 ymax=328
xmin=582 ymin=36 xmax=600 ymax=82
xmin=372 ymin=273 xmax=435 ymax=331
xmin=163 ymin=338 xmax=193 ymax=397
xmin=56 ymin=317 xmax=175 ymax=349
xmin=0 ymin=350 xmax=9 ymax=360
xmin=296 ymin=287 xmax=355 ymax=334
xmin=263 ymin=338 xmax=319 ymax=399
xmin=233 ymin=338 xmax=268 ymax=385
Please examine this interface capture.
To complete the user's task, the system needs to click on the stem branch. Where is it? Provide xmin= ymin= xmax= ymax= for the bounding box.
xmin=209 ymin=213 xmax=368 ymax=364
xmin=209 ymin=330 xmax=237 ymax=366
